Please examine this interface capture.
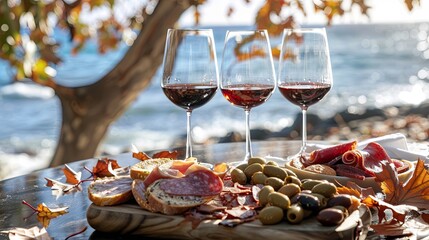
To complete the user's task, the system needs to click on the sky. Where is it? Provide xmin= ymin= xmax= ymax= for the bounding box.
xmin=179 ymin=0 xmax=429 ymax=26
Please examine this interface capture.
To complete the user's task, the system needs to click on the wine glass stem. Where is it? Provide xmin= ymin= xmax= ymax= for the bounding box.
xmin=186 ymin=110 xmax=193 ymax=159
xmin=301 ymin=108 xmax=307 ymax=154
xmin=245 ymin=109 xmax=253 ymax=160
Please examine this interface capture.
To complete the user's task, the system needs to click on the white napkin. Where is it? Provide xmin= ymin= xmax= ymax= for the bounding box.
xmin=306 ymin=133 xmax=428 ymax=162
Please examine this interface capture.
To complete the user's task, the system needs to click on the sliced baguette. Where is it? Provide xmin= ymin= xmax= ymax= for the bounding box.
xmin=130 ymin=158 xmax=173 ymax=180
xmin=132 ymin=179 xmax=214 ymax=215
xmin=88 ymin=176 xmax=133 ymax=206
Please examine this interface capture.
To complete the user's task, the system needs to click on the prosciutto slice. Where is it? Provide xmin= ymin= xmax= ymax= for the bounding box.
xmin=143 ymin=160 xmax=195 ymax=187
xmin=342 ymin=142 xmax=395 ymax=173
xmin=305 ymin=141 xmax=357 ymax=166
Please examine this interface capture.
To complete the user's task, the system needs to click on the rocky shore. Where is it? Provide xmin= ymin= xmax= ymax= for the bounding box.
xmin=192 ymin=101 xmax=429 ymax=145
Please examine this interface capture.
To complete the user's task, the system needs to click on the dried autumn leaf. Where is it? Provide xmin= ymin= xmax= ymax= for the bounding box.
xmin=132 ymin=151 xmax=151 ymax=161
xmin=2 ymin=226 xmax=52 ymax=240
xmin=92 ymin=158 xmax=121 ymax=178
xmin=362 ymin=195 xmax=417 ymax=223
xmin=45 ymin=177 xmax=78 ymax=195
xmin=36 ymin=203 xmax=68 ymax=218
xmin=375 ymin=159 xmax=429 ymax=209
xmin=152 ymin=150 xmax=179 ymax=159
xmin=337 ymin=181 xmax=375 ymax=199
xmin=370 ymin=219 xmax=413 ymax=238
xmin=62 ymin=164 xmax=81 ymax=185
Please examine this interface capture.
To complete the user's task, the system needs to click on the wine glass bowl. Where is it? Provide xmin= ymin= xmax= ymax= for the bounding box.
xmin=278 ymin=28 xmax=333 ymax=157
xmin=161 ymin=29 xmax=219 ymax=158
xmin=220 ymin=30 xmax=276 ymax=162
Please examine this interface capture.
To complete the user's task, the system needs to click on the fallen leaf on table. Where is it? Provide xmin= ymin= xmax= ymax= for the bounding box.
xmin=362 ymin=195 xmax=417 ymax=223
xmin=22 ymin=201 xmax=68 ymax=228
xmin=36 ymin=203 xmax=68 ymax=218
xmin=370 ymin=219 xmax=413 ymax=238
xmin=92 ymin=158 xmax=121 ymax=178
xmin=132 ymin=149 xmax=179 ymax=161
xmin=2 ymin=226 xmax=52 ymax=240
xmin=45 ymin=177 xmax=79 ymax=195
xmin=132 ymin=151 xmax=151 ymax=161
xmin=152 ymin=150 xmax=179 ymax=159
xmin=375 ymin=159 xmax=429 ymax=209
xmin=62 ymin=164 xmax=81 ymax=185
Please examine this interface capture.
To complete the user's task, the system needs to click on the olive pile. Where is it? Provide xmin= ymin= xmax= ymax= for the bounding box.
xmin=230 ymin=157 xmax=360 ymax=226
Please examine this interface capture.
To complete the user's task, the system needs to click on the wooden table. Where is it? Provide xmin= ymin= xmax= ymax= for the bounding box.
xmin=0 ymin=140 xmax=302 ymax=239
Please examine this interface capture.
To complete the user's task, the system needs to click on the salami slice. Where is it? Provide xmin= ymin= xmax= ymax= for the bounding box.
xmin=159 ymin=169 xmax=223 ymax=196
xmin=306 ymin=141 xmax=357 ymax=165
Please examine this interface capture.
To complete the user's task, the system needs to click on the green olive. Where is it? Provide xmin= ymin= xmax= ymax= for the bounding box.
xmin=301 ymin=180 xmax=325 ymax=191
xmin=286 ymin=204 xmax=304 ymax=224
xmin=278 ymin=183 xmax=301 ymax=199
xmin=251 ymin=172 xmax=267 ymax=185
xmin=311 ymin=182 xmax=338 ymax=198
xmin=284 ymin=175 xmax=302 ymax=186
xmin=267 ymin=192 xmax=291 ymax=210
xmin=266 ymin=161 xmax=279 ymax=167
xmin=258 ymin=206 xmax=284 ymax=225
xmin=244 ymin=163 xmax=264 ymax=179
xmin=258 ymin=185 xmax=275 ymax=207
xmin=327 ymin=194 xmax=353 ymax=209
xmin=283 ymin=168 xmax=297 ymax=178
xmin=248 ymin=157 xmax=267 ymax=165
xmin=231 ymin=168 xmax=247 ymax=185
xmin=236 ymin=163 xmax=248 ymax=172
xmin=316 ymin=208 xmax=345 ymax=226
xmin=264 ymin=177 xmax=284 ymax=191
xmin=263 ymin=165 xmax=288 ymax=180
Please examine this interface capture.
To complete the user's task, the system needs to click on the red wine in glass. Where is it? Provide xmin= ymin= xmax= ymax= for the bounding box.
xmin=278 ymin=82 xmax=331 ymax=109
xmin=162 ymin=83 xmax=217 ymax=110
xmin=221 ymin=84 xmax=274 ymax=109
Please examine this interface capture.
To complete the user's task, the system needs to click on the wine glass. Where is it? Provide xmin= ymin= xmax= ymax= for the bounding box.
xmin=161 ymin=29 xmax=219 ymax=159
xmin=220 ymin=30 xmax=276 ymax=162
xmin=278 ymin=28 xmax=333 ymax=158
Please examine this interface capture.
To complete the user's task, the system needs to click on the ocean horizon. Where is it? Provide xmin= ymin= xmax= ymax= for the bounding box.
xmin=1 ymin=23 xmax=429 ymax=179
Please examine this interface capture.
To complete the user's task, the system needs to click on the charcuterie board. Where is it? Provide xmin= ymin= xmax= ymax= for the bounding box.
xmin=87 ymin=203 xmax=370 ymax=239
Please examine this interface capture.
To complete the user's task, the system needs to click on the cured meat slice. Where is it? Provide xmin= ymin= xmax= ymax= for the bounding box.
xmin=334 ymin=164 xmax=375 ymax=180
xmin=159 ymin=167 xmax=223 ymax=196
xmin=143 ymin=160 xmax=195 ymax=187
xmin=342 ymin=142 xmax=393 ymax=173
xmin=306 ymin=141 xmax=357 ymax=166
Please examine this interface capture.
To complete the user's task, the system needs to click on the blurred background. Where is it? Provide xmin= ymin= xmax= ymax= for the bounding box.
xmin=1 ymin=0 xmax=429 ymax=179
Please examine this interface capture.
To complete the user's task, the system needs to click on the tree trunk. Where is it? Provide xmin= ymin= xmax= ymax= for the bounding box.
xmin=49 ymin=0 xmax=192 ymax=167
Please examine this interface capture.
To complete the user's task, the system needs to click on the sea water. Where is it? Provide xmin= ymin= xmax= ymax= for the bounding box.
xmin=1 ymin=23 xmax=429 ymax=179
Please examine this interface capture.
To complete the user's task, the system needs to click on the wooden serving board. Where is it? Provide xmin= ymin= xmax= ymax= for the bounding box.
xmin=87 ymin=203 xmax=371 ymax=239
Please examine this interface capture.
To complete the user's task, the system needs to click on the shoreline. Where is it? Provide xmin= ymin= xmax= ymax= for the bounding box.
xmin=171 ymin=101 xmax=429 ymax=146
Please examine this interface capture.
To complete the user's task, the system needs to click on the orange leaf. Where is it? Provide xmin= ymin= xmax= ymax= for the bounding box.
xmin=36 ymin=203 xmax=68 ymax=228
xmin=92 ymin=158 xmax=121 ymax=178
xmin=132 ymin=151 xmax=151 ymax=161
xmin=152 ymin=150 xmax=179 ymax=159
xmin=337 ymin=186 xmax=361 ymax=198
xmin=62 ymin=164 xmax=81 ymax=185
xmin=375 ymin=159 xmax=429 ymax=208
xmin=362 ymin=196 xmax=417 ymax=223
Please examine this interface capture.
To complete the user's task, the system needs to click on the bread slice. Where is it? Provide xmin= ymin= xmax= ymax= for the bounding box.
xmin=88 ymin=176 xmax=133 ymax=206
xmin=130 ymin=158 xmax=173 ymax=180
xmin=132 ymin=179 xmax=214 ymax=215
